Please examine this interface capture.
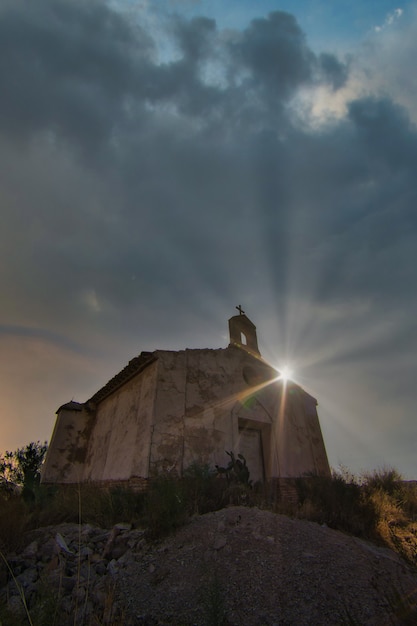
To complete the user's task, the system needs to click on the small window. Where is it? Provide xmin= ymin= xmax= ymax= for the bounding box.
xmin=240 ymin=332 xmax=247 ymax=345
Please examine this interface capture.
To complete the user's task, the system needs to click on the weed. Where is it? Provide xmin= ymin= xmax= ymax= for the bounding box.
xmin=0 ymin=549 xmax=33 ymax=626
xmin=384 ymin=585 xmax=417 ymax=625
xmin=0 ymin=494 xmax=28 ymax=553
xmin=144 ymin=475 xmax=188 ymax=540
xmin=201 ymin=570 xmax=226 ymax=626
xmin=295 ymin=472 xmax=378 ymax=538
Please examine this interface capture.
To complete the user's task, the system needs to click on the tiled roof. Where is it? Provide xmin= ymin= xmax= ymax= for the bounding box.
xmin=88 ymin=351 xmax=157 ymax=406
xmin=56 ymin=400 xmax=83 ymax=413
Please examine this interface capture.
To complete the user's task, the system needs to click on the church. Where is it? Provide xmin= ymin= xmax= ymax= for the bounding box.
xmin=41 ymin=309 xmax=331 ymax=488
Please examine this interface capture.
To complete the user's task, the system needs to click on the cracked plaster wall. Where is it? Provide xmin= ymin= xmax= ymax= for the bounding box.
xmin=267 ymin=388 xmax=330 ymax=478
xmin=43 ymin=344 xmax=330 ymax=484
xmin=182 ymin=347 xmax=275 ymax=471
xmin=41 ymin=406 xmax=93 ymax=483
xmin=83 ymin=361 xmax=158 ymax=481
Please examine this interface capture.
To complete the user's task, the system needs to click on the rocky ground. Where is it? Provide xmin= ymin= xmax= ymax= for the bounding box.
xmin=1 ymin=506 xmax=417 ymax=625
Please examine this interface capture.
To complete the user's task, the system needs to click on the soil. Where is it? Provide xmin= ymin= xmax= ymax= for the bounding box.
xmin=117 ymin=506 xmax=417 ymax=625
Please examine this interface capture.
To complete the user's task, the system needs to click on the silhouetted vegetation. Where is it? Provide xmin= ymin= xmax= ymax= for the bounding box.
xmin=0 ymin=441 xmax=48 ymax=502
xmin=294 ymin=466 xmax=417 ymax=565
xmin=1 ymin=443 xmax=417 ymax=566
xmin=215 ymin=451 xmax=252 ymax=486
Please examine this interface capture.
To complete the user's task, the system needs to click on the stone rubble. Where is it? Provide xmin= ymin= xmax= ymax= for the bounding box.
xmin=1 ymin=507 xmax=417 ymax=625
xmin=0 ymin=521 xmax=146 ymax=624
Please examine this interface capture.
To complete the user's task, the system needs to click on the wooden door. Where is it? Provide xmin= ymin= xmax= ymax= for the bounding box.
xmin=238 ymin=428 xmax=264 ymax=484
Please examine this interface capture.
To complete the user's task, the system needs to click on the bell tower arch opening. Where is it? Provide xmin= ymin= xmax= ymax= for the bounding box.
xmin=228 ymin=306 xmax=261 ymax=356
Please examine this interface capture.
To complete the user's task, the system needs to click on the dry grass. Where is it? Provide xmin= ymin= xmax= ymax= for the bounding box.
xmin=1 ymin=466 xmax=417 ymax=558
xmin=293 ymin=467 xmax=417 ymax=567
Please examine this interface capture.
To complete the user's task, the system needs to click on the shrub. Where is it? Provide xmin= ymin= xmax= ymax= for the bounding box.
xmin=0 ymin=494 xmax=28 ymax=553
xmin=144 ymin=475 xmax=188 ymax=539
xmin=295 ymin=470 xmax=378 ymax=538
xmin=0 ymin=441 xmax=48 ymax=503
xmin=182 ymin=463 xmax=226 ymax=514
xmin=362 ymin=467 xmax=403 ymax=497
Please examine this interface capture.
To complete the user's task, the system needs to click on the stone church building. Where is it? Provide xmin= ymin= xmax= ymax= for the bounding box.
xmin=42 ymin=311 xmax=330 ymax=487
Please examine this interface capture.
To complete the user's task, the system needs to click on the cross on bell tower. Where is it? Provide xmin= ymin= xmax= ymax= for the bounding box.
xmin=228 ymin=307 xmax=260 ymax=355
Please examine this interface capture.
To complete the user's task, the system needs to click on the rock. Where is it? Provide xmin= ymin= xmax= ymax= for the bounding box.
xmin=114 ymin=522 xmax=132 ymax=531
xmin=80 ymin=546 xmax=93 ymax=558
xmin=94 ymin=561 xmax=107 ymax=576
xmin=102 ymin=527 xmax=120 ymax=559
xmin=73 ymin=584 xmax=86 ymax=602
xmin=6 ymin=595 xmax=26 ymax=617
xmin=22 ymin=540 xmax=38 ymax=558
xmin=56 ymin=532 xmax=74 ymax=555
xmin=107 ymin=559 xmax=119 ymax=575
xmin=61 ymin=576 xmax=76 ymax=592
xmin=212 ymin=534 xmax=227 ymax=550
xmin=109 ymin=545 xmax=127 ymax=560
xmin=41 ymin=537 xmax=59 ymax=561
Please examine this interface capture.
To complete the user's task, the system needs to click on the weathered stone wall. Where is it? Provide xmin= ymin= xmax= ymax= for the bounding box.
xmin=43 ymin=344 xmax=330 ymax=485
xmin=269 ymin=387 xmax=331 ymax=478
xmin=183 ymin=347 xmax=241 ymax=471
xmin=41 ymin=404 xmax=94 ymax=483
xmin=83 ymin=360 xmax=158 ymax=481
xmin=149 ymin=350 xmax=186 ymax=476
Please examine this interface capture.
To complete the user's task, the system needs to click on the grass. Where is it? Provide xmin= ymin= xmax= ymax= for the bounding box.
xmin=293 ymin=467 xmax=417 ymax=566
xmin=0 ymin=548 xmax=33 ymax=626
xmin=200 ymin=569 xmax=226 ymax=626
xmin=1 ymin=466 xmax=417 ymax=552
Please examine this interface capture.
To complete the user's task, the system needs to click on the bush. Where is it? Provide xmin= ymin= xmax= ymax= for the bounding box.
xmin=182 ymin=463 xmax=221 ymax=514
xmin=362 ymin=467 xmax=403 ymax=497
xmin=1 ymin=452 xmax=416 ymax=570
xmin=295 ymin=470 xmax=379 ymax=538
xmin=144 ymin=475 xmax=188 ymax=539
xmin=0 ymin=494 xmax=28 ymax=553
xmin=0 ymin=441 xmax=48 ymax=503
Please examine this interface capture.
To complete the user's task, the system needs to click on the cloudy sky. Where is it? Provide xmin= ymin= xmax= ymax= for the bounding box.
xmin=1 ymin=0 xmax=416 ymax=478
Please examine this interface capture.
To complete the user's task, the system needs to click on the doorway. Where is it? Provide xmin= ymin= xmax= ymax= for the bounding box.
xmin=238 ymin=427 xmax=264 ymax=484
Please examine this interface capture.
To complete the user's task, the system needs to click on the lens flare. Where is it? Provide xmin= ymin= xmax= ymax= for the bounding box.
xmin=280 ymin=365 xmax=293 ymax=381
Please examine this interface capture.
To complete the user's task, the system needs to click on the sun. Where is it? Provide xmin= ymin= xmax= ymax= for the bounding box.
xmin=279 ymin=365 xmax=294 ymax=382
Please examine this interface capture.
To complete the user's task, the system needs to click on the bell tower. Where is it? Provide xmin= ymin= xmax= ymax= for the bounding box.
xmin=228 ymin=305 xmax=261 ymax=356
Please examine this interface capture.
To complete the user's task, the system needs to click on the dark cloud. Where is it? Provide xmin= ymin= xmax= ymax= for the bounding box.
xmin=1 ymin=0 xmax=417 ymax=475
xmin=172 ymin=15 xmax=216 ymax=60
xmin=232 ymin=12 xmax=313 ymax=96
xmin=318 ymin=52 xmax=349 ymax=90
xmin=0 ymin=0 xmax=151 ymax=150
xmin=348 ymin=97 xmax=417 ymax=170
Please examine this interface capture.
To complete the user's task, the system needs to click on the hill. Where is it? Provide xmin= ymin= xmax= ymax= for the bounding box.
xmin=1 ymin=506 xmax=417 ymax=625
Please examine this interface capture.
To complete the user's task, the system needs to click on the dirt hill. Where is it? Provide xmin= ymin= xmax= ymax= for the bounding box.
xmin=1 ymin=506 xmax=417 ymax=625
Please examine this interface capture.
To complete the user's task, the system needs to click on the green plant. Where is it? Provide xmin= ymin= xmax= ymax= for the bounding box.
xmin=0 ymin=549 xmax=33 ymax=626
xmin=216 ymin=451 xmax=252 ymax=486
xmin=201 ymin=570 xmax=226 ymax=626
xmin=362 ymin=467 xmax=403 ymax=496
xmin=182 ymin=463 xmax=228 ymax=514
xmin=144 ymin=475 xmax=188 ymax=539
xmin=383 ymin=584 xmax=417 ymax=625
xmin=0 ymin=441 xmax=48 ymax=502
xmin=0 ymin=494 xmax=28 ymax=553
xmin=295 ymin=470 xmax=378 ymax=538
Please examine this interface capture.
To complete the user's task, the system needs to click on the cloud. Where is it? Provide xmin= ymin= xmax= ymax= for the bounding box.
xmin=1 ymin=1 xmax=417 ymax=476
xmin=358 ymin=7 xmax=417 ymax=125
xmin=374 ymin=7 xmax=403 ymax=32
xmin=318 ymin=52 xmax=348 ymax=91
xmin=0 ymin=0 xmax=153 ymax=153
xmin=231 ymin=12 xmax=314 ymax=95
